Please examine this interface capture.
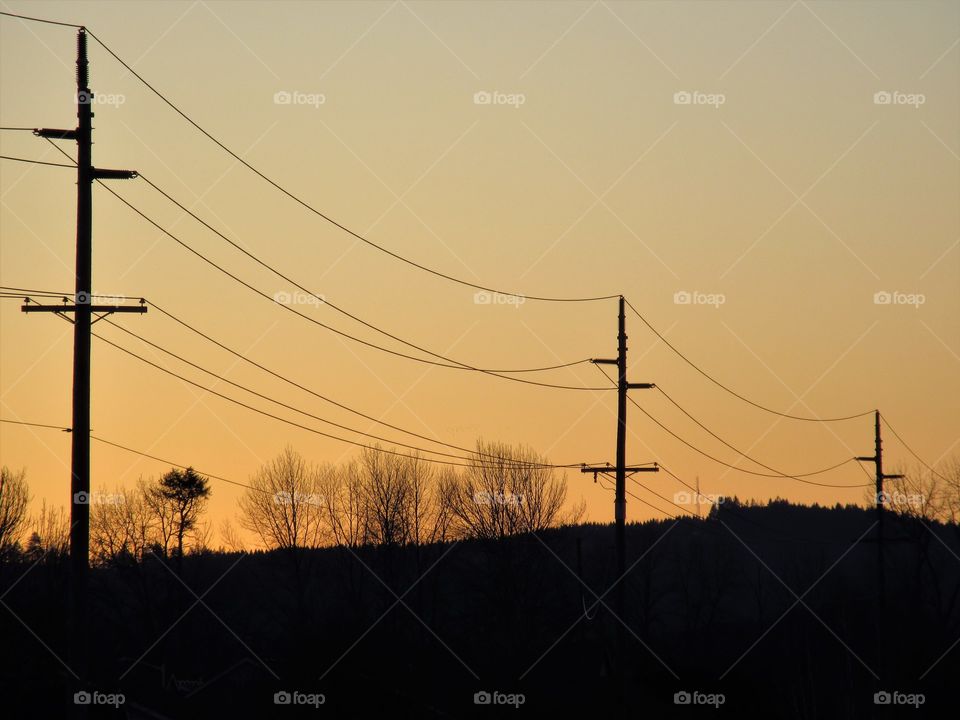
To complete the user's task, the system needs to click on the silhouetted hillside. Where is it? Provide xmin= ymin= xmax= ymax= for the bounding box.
xmin=1 ymin=499 xmax=957 ymax=718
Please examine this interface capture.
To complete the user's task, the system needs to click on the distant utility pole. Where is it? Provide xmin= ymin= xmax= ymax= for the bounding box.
xmin=856 ymin=411 xmax=903 ymax=628
xmin=581 ymin=295 xmax=657 ymax=693
xmin=21 ymin=28 xmax=142 ymax=712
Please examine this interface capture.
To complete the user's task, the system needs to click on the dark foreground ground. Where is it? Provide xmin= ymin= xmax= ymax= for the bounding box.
xmin=1 ymin=500 xmax=957 ymax=718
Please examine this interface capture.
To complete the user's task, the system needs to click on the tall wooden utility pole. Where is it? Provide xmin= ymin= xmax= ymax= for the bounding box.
xmin=581 ymin=295 xmax=657 ymax=698
xmin=22 ymin=27 xmax=143 ymax=713
xmin=856 ymin=410 xmax=903 ymax=669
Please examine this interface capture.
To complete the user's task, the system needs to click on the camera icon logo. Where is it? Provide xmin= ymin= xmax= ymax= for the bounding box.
xmin=473 ymin=291 xmax=492 ymax=305
xmin=274 ymin=691 xmax=292 ymax=705
xmin=674 ymin=690 xmax=692 ymax=704
xmin=273 ymin=91 xmax=292 ymax=105
xmin=873 ymin=91 xmax=892 ymax=105
xmin=474 ymin=691 xmax=492 ymax=705
xmin=874 ymin=691 xmax=891 ymax=705
xmin=873 ymin=291 xmax=892 ymax=305
xmin=673 ymin=91 xmax=692 ymax=105
xmin=73 ymin=491 xmax=90 ymax=505
xmin=73 ymin=691 xmax=91 ymax=705
xmin=674 ymin=290 xmax=692 ymax=305
xmin=473 ymin=91 xmax=492 ymax=105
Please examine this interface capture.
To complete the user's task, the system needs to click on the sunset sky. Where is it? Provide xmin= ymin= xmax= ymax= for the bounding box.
xmin=1 ymin=0 xmax=957 ymax=544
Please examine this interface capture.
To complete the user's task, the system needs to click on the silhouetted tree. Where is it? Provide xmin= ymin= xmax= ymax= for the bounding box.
xmin=239 ymin=446 xmax=326 ymax=550
xmin=25 ymin=500 xmax=69 ymax=561
xmin=448 ymin=440 xmax=568 ymax=539
xmin=0 ymin=466 xmax=29 ymax=558
xmin=90 ymin=484 xmax=153 ymax=565
xmin=320 ymin=459 xmax=368 ymax=548
xmin=154 ymin=467 xmax=210 ymax=569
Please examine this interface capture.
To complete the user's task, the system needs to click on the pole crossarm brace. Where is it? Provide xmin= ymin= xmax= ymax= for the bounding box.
xmin=35 ymin=128 xmax=78 ymax=140
xmin=581 ymin=463 xmax=659 ymax=481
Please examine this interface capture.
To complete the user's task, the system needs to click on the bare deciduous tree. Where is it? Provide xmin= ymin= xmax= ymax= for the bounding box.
xmin=25 ymin=500 xmax=69 ymax=560
xmin=320 ymin=459 xmax=368 ymax=548
xmin=448 ymin=441 xmax=568 ymax=539
xmin=239 ymin=446 xmax=326 ymax=550
xmin=0 ymin=466 xmax=30 ymax=555
xmin=219 ymin=518 xmax=247 ymax=553
xmin=90 ymin=485 xmax=153 ymax=565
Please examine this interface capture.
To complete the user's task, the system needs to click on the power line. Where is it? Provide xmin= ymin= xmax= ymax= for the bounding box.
xmin=137 ymin=173 xmax=593 ymax=375
xmin=0 ymin=285 xmax=142 ymax=301
xmin=0 ymin=417 xmax=71 ymax=431
xmin=139 ymin=300 xmax=610 ymax=468
xmin=655 ymin=385 xmax=856 ymax=480
xmin=87 ymin=174 xmax=610 ymax=392
xmin=5 ymin=286 xmax=615 ymax=467
xmin=595 ymin=473 xmax=680 ymax=520
xmin=592 ymin=364 xmax=871 ymax=489
xmin=91 ymin=329 xmax=593 ymax=469
xmin=626 ymin=473 xmax=696 ymax=517
xmin=90 ymin=436 xmax=267 ymax=494
xmin=879 ymin=414 xmax=950 ymax=483
xmin=0 ymin=10 xmax=82 ymax=28
xmin=38 ymin=139 xmax=606 ymax=389
xmin=623 ymin=298 xmax=875 ymax=423
xmin=97 ymin=318 xmax=590 ymax=469
xmin=0 ymin=154 xmax=76 ymax=168
xmin=69 ymin=28 xmax=618 ymax=304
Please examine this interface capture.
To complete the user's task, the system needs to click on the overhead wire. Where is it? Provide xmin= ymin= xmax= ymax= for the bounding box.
xmin=138 ymin=173 xmax=594 ymax=375
xmin=76 ymin=26 xmax=618 ymax=304
xmin=623 ymin=298 xmax=875 ymax=423
xmin=592 ymin=364 xmax=872 ymax=489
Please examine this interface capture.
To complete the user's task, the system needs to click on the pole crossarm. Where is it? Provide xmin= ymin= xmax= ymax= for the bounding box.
xmin=22 ymin=304 xmax=147 ymax=314
xmin=581 ymin=463 xmax=659 ymax=480
xmin=35 ymin=128 xmax=78 ymax=140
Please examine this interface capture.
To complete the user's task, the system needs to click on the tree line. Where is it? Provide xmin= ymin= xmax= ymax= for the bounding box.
xmin=0 ymin=440 xmax=585 ymax=567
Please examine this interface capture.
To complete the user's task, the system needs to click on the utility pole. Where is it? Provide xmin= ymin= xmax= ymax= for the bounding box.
xmin=856 ymin=410 xmax=902 ymax=667
xmin=581 ymin=295 xmax=656 ymax=697
xmin=21 ymin=28 xmax=142 ymax=713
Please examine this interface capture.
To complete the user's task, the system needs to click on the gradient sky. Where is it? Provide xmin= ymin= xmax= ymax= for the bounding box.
xmin=1 ymin=0 xmax=958 ymax=545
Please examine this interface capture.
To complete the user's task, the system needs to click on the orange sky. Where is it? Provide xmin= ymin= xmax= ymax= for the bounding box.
xmin=1 ymin=1 xmax=958 ymax=545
